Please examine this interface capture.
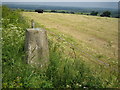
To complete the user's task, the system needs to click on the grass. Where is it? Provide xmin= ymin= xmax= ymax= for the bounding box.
xmin=22 ymin=12 xmax=119 ymax=88
xmin=2 ymin=6 xmax=119 ymax=88
xmin=22 ymin=12 xmax=118 ymax=66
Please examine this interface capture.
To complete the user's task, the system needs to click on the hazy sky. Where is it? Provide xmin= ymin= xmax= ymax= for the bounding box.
xmin=2 ymin=0 xmax=119 ymax=2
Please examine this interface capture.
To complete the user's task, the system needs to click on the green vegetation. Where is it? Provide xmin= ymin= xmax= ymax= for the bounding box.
xmin=90 ymin=11 xmax=98 ymax=16
xmin=44 ymin=9 xmax=114 ymax=17
xmin=100 ymin=11 xmax=111 ymax=17
xmin=15 ymin=8 xmax=117 ymax=18
xmin=2 ymin=6 xmax=119 ymax=88
xmin=23 ymin=12 xmax=119 ymax=88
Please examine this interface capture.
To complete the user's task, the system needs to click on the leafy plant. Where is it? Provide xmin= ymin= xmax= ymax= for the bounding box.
xmin=90 ymin=11 xmax=98 ymax=16
xmin=100 ymin=11 xmax=111 ymax=17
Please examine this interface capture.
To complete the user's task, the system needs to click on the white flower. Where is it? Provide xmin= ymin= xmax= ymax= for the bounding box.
xmin=66 ymin=85 xmax=70 ymax=88
xmin=1 ymin=18 xmax=3 ymax=21
xmin=76 ymin=83 xmax=79 ymax=86
xmin=79 ymin=85 xmax=82 ymax=87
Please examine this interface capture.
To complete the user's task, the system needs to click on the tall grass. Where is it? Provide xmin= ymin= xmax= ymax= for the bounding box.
xmin=2 ymin=6 xmax=119 ymax=88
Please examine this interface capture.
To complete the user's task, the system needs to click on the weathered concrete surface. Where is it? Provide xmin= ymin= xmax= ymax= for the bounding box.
xmin=25 ymin=28 xmax=49 ymax=68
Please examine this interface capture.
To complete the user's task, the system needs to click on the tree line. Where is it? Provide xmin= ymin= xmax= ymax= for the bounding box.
xmin=90 ymin=11 xmax=111 ymax=17
xmin=19 ymin=8 xmax=118 ymax=18
xmin=34 ymin=9 xmax=117 ymax=18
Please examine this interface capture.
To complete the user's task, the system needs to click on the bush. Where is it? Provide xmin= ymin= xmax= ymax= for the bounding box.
xmin=90 ymin=11 xmax=98 ymax=16
xmin=60 ymin=11 xmax=66 ymax=13
xmin=51 ymin=10 xmax=57 ymax=13
xmin=100 ymin=11 xmax=111 ymax=17
xmin=35 ymin=9 xmax=43 ymax=13
xmin=70 ymin=12 xmax=75 ymax=14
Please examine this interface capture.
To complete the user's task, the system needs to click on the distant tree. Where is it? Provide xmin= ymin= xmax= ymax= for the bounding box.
xmin=44 ymin=10 xmax=51 ymax=12
xmin=81 ymin=13 xmax=83 ymax=14
xmin=65 ymin=11 xmax=69 ymax=13
xmin=90 ymin=11 xmax=98 ymax=16
xmin=21 ymin=9 xmax=25 ymax=11
xmin=70 ymin=12 xmax=75 ymax=14
xmin=35 ymin=9 xmax=43 ymax=13
xmin=51 ymin=10 xmax=57 ymax=13
xmin=100 ymin=11 xmax=111 ymax=17
xmin=60 ymin=11 xmax=66 ymax=13
xmin=115 ymin=16 xmax=120 ymax=18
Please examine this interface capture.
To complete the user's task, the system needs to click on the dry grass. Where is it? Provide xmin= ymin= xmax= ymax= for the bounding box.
xmin=22 ymin=12 xmax=118 ymax=66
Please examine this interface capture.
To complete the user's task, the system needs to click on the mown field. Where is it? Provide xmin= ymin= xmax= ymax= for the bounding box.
xmin=2 ymin=6 xmax=119 ymax=88
xmin=22 ymin=12 xmax=119 ymax=88
xmin=22 ymin=12 xmax=118 ymax=67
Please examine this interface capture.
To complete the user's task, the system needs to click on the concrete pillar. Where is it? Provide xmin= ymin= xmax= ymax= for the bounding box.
xmin=25 ymin=28 xmax=49 ymax=69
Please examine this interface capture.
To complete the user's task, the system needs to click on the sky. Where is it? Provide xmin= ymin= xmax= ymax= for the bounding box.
xmin=1 ymin=0 xmax=120 ymax=2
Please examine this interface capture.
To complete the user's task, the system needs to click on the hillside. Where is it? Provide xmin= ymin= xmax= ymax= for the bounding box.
xmin=22 ymin=12 xmax=118 ymax=66
xmin=2 ymin=6 xmax=119 ymax=88
xmin=22 ymin=12 xmax=119 ymax=88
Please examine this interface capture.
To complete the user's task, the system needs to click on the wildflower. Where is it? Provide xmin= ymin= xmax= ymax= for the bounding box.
xmin=79 ymin=84 xmax=82 ymax=87
xmin=76 ymin=83 xmax=79 ymax=86
xmin=66 ymin=85 xmax=70 ymax=88
xmin=18 ymin=27 xmax=22 ymax=30
xmin=7 ymin=19 xmax=10 ymax=21
xmin=83 ymin=87 xmax=87 ymax=88
xmin=17 ymin=76 xmax=21 ymax=79
xmin=1 ymin=18 xmax=3 ymax=21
